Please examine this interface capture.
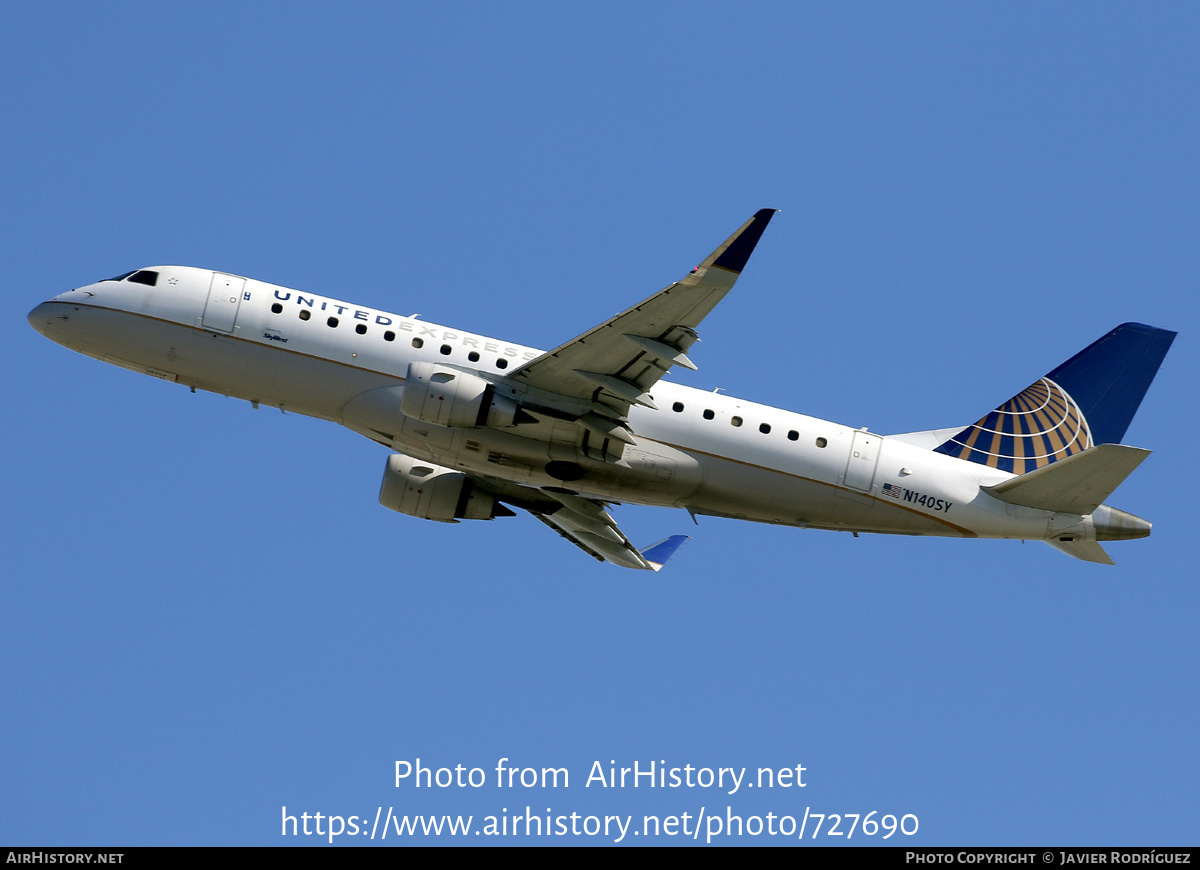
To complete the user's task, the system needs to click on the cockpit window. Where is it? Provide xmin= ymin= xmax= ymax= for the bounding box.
xmin=127 ymin=270 xmax=159 ymax=286
xmin=102 ymin=269 xmax=160 ymax=286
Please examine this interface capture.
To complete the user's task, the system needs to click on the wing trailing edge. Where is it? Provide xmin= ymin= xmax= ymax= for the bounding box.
xmin=526 ymin=492 xmax=690 ymax=571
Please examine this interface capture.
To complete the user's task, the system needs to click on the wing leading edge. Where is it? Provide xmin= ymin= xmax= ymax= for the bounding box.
xmin=509 ymin=209 xmax=778 ymax=421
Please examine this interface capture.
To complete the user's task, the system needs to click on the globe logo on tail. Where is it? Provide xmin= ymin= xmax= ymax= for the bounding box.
xmin=935 ymin=378 xmax=1093 ymax=475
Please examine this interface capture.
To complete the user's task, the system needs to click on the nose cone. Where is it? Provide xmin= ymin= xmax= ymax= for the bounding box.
xmin=27 ymin=301 xmax=57 ymax=338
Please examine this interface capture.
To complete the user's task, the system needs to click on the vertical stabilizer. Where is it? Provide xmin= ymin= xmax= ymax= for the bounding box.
xmin=1045 ymin=538 xmax=1115 ymax=565
xmin=934 ymin=323 xmax=1175 ymax=474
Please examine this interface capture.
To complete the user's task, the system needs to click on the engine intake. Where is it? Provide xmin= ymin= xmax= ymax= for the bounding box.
xmin=378 ymin=453 xmax=514 ymax=523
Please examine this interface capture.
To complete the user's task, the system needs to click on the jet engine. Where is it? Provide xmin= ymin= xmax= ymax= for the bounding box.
xmin=400 ymin=361 xmax=520 ymax=428
xmin=378 ymin=453 xmax=514 ymax=523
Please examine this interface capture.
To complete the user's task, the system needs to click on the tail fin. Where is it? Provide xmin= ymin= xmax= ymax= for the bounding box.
xmin=934 ymin=323 xmax=1176 ymax=474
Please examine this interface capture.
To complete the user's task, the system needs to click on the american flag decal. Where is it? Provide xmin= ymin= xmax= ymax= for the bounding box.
xmin=882 ymin=483 xmax=903 ymax=499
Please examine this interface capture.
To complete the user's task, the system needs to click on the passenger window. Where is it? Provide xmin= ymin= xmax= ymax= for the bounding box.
xmin=299 ymin=309 xmax=311 ymax=321
xmin=731 ymin=416 xmax=743 ymax=427
xmin=816 ymin=437 xmax=827 ymax=448
xmin=412 ymin=338 xmax=423 ymax=348
xmin=759 ymin=423 xmax=771 ymax=434
xmin=384 ymin=331 xmax=395 ymax=342
xmin=787 ymin=430 xmax=799 ymax=441
xmin=327 ymin=317 xmax=339 ymax=327
xmin=496 ymin=358 xmax=509 ymax=369
xmin=672 ymin=402 xmax=684 ymax=412
xmin=703 ymin=409 xmax=714 ymax=420
xmin=127 ymin=270 xmax=159 ymax=286
xmin=468 ymin=351 xmax=480 ymax=362
xmin=271 ymin=303 xmax=283 ymax=314
xmin=355 ymin=324 xmax=367 ymax=335
xmin=440 ymin=344 xmax=452 ymax=355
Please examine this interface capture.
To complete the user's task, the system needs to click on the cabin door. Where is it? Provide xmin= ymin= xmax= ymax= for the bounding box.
xmin=843 ymin=430 xmax=881 ymax=493
xmin=202 ymin=273 xmax=246 ymax=332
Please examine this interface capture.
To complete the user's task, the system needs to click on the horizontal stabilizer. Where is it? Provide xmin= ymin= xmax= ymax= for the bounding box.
xmin=1045 ymin=538 xmax=1115 ymax=565
xmin=983 ymin=443 xmax=1150 ymax=515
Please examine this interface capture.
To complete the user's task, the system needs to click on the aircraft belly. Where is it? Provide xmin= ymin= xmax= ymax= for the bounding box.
xmin=176 ymin=325 xmax=393 ymax=420
xmin=50 ymin=306 xmax=252 ymax=395
xmin=261 ymin=351 xmax=396 ymax=420
xmin=353 ymin=414 xmax=704 ymax=506
xmin=55 ymin=305 xmax=396 ymax=423
xmin=686 ymin=451 xmax=969 ymax=536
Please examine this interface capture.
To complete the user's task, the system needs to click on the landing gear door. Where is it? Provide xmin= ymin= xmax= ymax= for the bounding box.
xmin=203 ymin=273 xmax=246 ymax=333
xmin=843 ymin=430 xmax=881 ymax=493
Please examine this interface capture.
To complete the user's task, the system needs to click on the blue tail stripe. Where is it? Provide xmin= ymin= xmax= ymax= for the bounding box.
xmin=1045 ymin=322 xmax=1177 ymax=445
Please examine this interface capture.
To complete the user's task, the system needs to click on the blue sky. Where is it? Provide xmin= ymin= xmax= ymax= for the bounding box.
xmin=3 ymin=2 xmax=1197 ymax=846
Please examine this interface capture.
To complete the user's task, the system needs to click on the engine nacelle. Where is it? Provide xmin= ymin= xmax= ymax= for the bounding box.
xmin=378 ymin=453 xmax=513 ymax=523
xmin=400 ymin=361 xmax=520 ymax=428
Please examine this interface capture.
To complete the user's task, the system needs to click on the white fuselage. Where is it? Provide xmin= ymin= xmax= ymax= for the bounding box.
xmin=29 ymin=266 xmax=1102 ymax=545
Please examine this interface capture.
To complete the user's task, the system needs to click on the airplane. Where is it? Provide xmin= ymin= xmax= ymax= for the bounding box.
xmin=28 ymin=210 xmax=1176 ymax=569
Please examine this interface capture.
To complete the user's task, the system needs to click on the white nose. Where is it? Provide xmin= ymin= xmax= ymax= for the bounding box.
xmin=27 ymin=302 xmax=59 ymax=338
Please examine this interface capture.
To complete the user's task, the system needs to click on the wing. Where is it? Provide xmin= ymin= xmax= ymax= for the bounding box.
xmin=435 ymin=212 xmax=773 ymax=568
xmin=473 ymin=475 xmax=689 ymax=570
xmin=508 ymin=209 xmax=777 ymax=425
xmin=533 ymin=492 xmax=688 ymax=571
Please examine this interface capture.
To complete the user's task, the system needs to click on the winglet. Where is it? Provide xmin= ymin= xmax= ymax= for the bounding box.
xmin=709 ymin=209 xmax=778 ymax=274
xmin=639 ymin=535 xmax=690 ymax=571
